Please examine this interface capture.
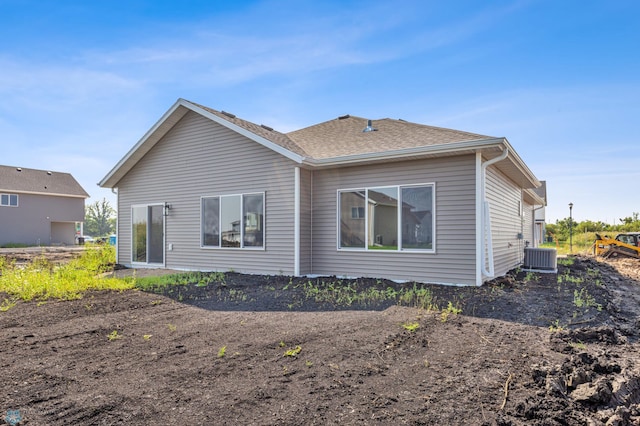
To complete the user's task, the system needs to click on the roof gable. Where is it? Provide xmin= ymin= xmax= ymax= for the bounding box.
xmin=0 ymin=165 xmax=89 ymax=198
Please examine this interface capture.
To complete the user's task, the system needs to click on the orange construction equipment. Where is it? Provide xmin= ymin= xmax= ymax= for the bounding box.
xmin=594 ymin=233 xmax=640 ymax=259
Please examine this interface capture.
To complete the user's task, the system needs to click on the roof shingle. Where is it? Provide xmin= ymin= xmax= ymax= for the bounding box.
xmin=0 ymin=165 xmax=89 ymax=198
xmin=286 ymin=115 xmax=495 ymax=159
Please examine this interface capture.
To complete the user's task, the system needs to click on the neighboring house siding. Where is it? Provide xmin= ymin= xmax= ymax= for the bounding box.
xmin=299 ymin=168 xmax=313 ymax=275
xmin=116 ymin=111 xmax=298 ymax=275
xmin=0 ymin=194 xmax=84 ymax=245
xmin=486 ymin=166 xmax=523 ymax=277
xmin=311 ymin=155 xmax=477 ymax=285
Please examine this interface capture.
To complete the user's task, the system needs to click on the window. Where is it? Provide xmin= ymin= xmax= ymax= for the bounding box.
xmin=338 ymin=184 xmax=434 ymax=251
xmin=202 ymin=193 xmax=264 ymax=249
xmin=1 ymin=193 xmax=18 ymax=207
xmin=351 ymin=207 xmax=365 ymax=219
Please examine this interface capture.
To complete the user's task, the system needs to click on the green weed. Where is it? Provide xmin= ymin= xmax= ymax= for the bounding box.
xmin=440 ymin=301 xmax=462 ymax=322
xmin=398 ymin=284 xmax=437 ymax=310
xmin=107 ymin=330 xmax=122 ymax=341
xmin=218 ymin=345 xmax=227 ymax=358
xmin=549 ymin=319 xmax=564 ymax=332
xmin=0 ymin=246 xmax=133 ymax=307
xmin=557 ymin=257 xmax=575 ymax=266
xmin=134 ymin=271 xmax=225 ymax=292
xmin=573 ymin=288 xmax=602 ymax=310
xmin=402 ymin=321 xmax=420 ymax=332
xmin=283 ymin=345 xmax=302 ymax=357
xmin=0 ymin=297 xmax=17 ymax=312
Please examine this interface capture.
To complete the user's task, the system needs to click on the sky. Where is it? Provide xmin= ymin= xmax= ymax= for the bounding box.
xmin=0 ymin=0 xmax=638 ymax=224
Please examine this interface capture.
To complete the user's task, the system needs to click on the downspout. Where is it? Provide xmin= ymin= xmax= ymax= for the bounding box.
xmin=532 ymin=204 xmax=545 ymax=247
xmin=294 ymin=167 xmax=300 ymax=276
xmin=111 ymin=187 xmax=118 ymax=263
xmin=480 ymin=148 xmax=509 ymax=279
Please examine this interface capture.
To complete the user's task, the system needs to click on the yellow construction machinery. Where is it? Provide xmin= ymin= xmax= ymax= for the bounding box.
xmin=594 ymin=233 xmax=640 ymax=259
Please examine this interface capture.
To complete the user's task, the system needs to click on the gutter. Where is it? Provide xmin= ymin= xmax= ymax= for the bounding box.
xmin=302 ymin=138 xmax=507 ymax=168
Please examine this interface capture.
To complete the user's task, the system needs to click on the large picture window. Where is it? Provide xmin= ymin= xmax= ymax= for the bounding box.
xmin=202 ymin=193 xmax=264 ymax=249
xmin=338 ymin=184 xmax=434 ymax=252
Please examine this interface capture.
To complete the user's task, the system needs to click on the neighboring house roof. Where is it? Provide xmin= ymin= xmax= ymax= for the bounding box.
xmin=99 ymin=98 xmax=541 ymax=190
xmin=0 ymin=165 xmax=89 ymax=198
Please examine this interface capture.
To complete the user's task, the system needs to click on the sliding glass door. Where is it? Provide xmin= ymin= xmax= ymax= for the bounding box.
xmin=132 ymin=204 xmax=164 ymax=264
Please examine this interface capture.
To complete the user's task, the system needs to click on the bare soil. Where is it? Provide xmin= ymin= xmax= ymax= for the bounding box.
xmin=1 ymin=250 xmax=640 ymax=425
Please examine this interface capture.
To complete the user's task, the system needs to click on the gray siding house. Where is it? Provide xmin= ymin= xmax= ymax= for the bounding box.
xmin=0 ymin=165 xmax=89 ymax=246
xmin=99 ymin=99 xmax=545 ymax=286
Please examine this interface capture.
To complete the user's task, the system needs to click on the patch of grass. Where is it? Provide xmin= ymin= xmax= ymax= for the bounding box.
xmin=523 ymin=272 xmax=539 ymax=283
xmin=167 ymin=323 xmax=177 ymax=332
xmin=557 ymin=257 xmax=575 ymax=266
xmin=134 ymin=271 xmax=225 ymax=292
xmin=0 ymin=246 xmax=133 ymax=307
xmin=0 ymin=242 xmax=31 ymax=248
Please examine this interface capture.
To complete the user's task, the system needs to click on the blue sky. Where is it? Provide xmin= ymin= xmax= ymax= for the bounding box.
xmin=1 ymin=0 xmax=638 ymax=224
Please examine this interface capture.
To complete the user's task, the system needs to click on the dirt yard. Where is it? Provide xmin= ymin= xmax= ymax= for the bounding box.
xmin=1 ymin=251 xmax=639 ymax=425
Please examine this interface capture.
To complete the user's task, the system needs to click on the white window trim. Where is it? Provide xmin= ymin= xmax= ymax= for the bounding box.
xmin=200 ymin=192 xmax=266 ymax=250
xmin=336 ymin=183 xmax=436 ymax=253
xmin=0 ymin=193 xmax=19 ymax=207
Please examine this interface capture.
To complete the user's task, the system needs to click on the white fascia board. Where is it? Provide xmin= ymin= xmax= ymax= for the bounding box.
xmin=98 ymin=99 xmax=189 ymax=188
xmin=183 ymin=100 xmax=305 ymax=164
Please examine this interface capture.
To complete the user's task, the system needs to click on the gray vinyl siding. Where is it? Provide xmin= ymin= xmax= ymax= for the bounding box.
xmin=523 ymin=202 xmax=534 ymax=248
xmin=486 ymin=166 xmax=524 ymax=277
xmin=311 ymin=155 xmax=477 ymax=285
xmin=0 ymin=193 xmax=84 ymax=246
xmin=299 ymin=168 xmax=313 ymax=274
xmin=116 ymin=111 xmax=298 ymax=275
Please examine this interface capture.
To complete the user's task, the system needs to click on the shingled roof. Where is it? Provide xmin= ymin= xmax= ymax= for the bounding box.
xmin=0 ymin=165 xmax=89 ymax=198
xmin=99 ymin=98 xmax=540 ymax=189
xmin=286 ymin=115 xmax=493 ymax=159
xmin=191 ymin=102 xmax=310 ymax=157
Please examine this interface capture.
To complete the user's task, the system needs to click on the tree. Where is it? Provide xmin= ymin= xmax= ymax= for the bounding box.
xmin=84 ymin=198 xmax=116 ymax=237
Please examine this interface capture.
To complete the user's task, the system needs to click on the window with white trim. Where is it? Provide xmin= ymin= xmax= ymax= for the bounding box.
xmin=338 ymin=184 xmax=434 ymax=251
xmin=201 ymin=193 xmax=264 ymax=248
xmin=0 ymin=193 xmax=18 ymax=207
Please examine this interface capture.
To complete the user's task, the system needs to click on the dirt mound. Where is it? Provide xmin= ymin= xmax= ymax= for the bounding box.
xmin=1 ymin=254 xmax=639 ymax=425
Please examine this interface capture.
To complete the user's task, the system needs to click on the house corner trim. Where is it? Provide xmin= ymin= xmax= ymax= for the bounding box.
xmin=294 ymin=166 xmax=301 ymax=276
